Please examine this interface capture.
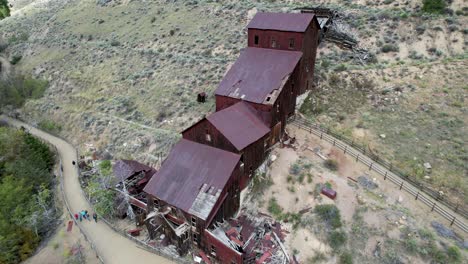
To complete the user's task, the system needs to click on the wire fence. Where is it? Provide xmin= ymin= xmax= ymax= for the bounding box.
xmin=289 ymin=115 xmax=467 ymax=233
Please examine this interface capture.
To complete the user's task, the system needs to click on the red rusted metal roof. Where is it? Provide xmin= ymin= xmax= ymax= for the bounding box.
xmin=113 ymin=159 xmax=154 ymax=181
xmin=215 ymin=47 xmax=302 ymax=104
xmin=207 ymin=101 xmax=270 ymax=151
xmin=143 ymin=139 xmax=240 ymax=218
xmin=247 ymin=12 xmax=315 ymax=32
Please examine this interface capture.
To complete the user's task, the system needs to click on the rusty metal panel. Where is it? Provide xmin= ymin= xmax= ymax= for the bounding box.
xmin=113 ymin=159 xmax=155 ymax=182
xmin=215 ymin=48 xmax=302 ymax=105
xmin=143 ymin=139 xmax=240 ymax=220
xmin=207 ymin=102 xmax=270 ymax=151
xmin=247 ymin=12 xmax=315 ymax=32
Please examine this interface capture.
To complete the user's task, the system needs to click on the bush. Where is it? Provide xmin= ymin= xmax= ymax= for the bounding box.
xmin=38 ymin=120 xmax=62 ymax=134
xmin=339 ymin=252 xmax=353 ymax=264
xmin=381 ymin=44 xmax=399 ymax=53
xmin=422 ymin=0 xmax=446 ymax=14
xmin=0 ymin=74 xmax=49 ymax=108
xmin=268 ymin=197 xmax=283 ymax=218
xmin=446 ymin=246 xmax=461 ymax=263
xmin=314 ymin=204 xmax=342 ymax=229
xmin=0 ymin=0 xmax=10 ymax=19
xmin=405 ymin=238 xmax=418 ymax=254
xmin=110 ymin=40 xmax=120 ymax=46
xmin=290 ymin=162 xmax=302 ymax=175
xmin=324 ymin=159 xmax=338 ymax=171
xmin=10 ymin=54 xmax=22 ymax=65
xmin=329 ymin=230 xmax=347 ymax=250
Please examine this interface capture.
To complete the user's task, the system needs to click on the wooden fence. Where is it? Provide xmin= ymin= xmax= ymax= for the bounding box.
xmin=289 ymin=115 xmax=467 ymax=233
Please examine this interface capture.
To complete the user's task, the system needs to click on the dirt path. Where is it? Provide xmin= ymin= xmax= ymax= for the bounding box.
xmin=3 ymin=116 xmax=174 ymax=264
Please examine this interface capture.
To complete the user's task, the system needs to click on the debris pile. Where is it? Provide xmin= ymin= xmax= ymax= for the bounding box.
xmin=208 ymin=214 xmax=289 ymax=264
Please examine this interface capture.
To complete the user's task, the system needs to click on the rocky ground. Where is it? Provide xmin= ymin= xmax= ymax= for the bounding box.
xmin=241 ymin=124 xmax=467 ymax=263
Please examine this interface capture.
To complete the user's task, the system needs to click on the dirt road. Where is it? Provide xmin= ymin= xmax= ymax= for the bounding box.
xmin=3 ymin=116 xmax=174 ymax=264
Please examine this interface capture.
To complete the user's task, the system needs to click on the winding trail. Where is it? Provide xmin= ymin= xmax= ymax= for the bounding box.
xmin=3 ymin=116 xmax=173 ymax=264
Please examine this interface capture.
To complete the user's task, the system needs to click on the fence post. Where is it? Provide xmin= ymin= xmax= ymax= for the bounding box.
xmin=344 ymin=146 xmax=347 ymax=154
xmin=399 ymin=182 xmax=404 ymax=190
xmin=369 ymin=163 xmax=373 ymax=171
xmin=431 ymin=202 xmax=436 ymax=212
xmin=384 ymin=171 xmax=387 ymax=180
xmin=415 ymin=192 xmax=419 ymax=200
xmin=356 ymin=154 xmax=359 ymax=162
xmin=333 ymin=139 xmax=336 ymax=146
xmin=450 ymin=216 xmax=456 ymax=226
xmin=351 ymin=140 xmax=354 ymax=146
xmin=309 ymin=126 xmax=312 ymax=133
xmin=320 ymin=132 xmax=323 ymax=139
xmin=454 ymin=203 xmax=459 ymax=213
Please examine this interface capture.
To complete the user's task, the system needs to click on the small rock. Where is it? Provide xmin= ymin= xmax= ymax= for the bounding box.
xmin=424 ymin=175 xmax=431 ymax=180
xmin=380 ymin=134 xmax=386 ymax=138
xmin=423 ymin=162 xmax=432 ymax=170
xmin=397 ymin=196 xmax=403 ymax=203
xmin=270 ymin=155 xmax=277 ymax=162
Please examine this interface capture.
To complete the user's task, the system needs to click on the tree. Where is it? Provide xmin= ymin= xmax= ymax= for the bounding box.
xmin=0 ymin=127 xmax=56 ymax=263
xmin=0 ymin=0 xmax=9 ymax=20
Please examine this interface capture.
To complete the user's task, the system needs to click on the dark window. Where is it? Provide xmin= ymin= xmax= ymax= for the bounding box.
xmin=191 ymin=216 xmax=196 ymax=227
xmin=254 ymin=35 xmax=259 ymax=45
xmin=289 ymin=38 xmax=295 ymax=49
xmin=193 ymin=233 xmax=198 ymax=243
xmin=211 ymin=245 xmax=217 ymax=256
xmin=271 ymin=37 xmax=276 ymax=48
xmin=154 ymin=198 xmax=160 ymax=207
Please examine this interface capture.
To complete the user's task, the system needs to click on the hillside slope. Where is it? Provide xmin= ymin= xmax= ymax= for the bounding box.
xmin=0 ymin=0 xmax=466 ymax=196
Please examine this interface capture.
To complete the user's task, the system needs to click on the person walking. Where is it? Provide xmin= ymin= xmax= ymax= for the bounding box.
xmin=74 ymin=213 xmax=79 ymax=220
xmin=93 ymin=213 xmax=98 ymax=223
xmin=79 ymin=213 xmax=82 ymax=222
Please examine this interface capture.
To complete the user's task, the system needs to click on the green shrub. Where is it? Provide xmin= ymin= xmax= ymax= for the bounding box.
xmin=10 ymin=54 xmax=22 ymax=65
xmin=290 ymin=162 xmax=301 ymax=175
xmin=446 ymin=246 xmax=461 ymax=263
xmin=38 ymin=120 xmax=62 ymax=134
xmin=422 ymin=0 xmax=446 ymax=14
xmin=314 ymin=204 xmax=342 ymax=229
xmin=381 ymin=44 xmax=399 ymax=53
xmin=324 ymin=159 xmax=338 ymax=171
xmin=339 ymin=251 xmax=353 ymax=264
xmin=405 ymin=238 xmax=418 ymax=254
xmin=110 ymin=40 xmax=120 ymax=46
xmin=0 ymin=0 xmax=10 ymax=19
xmin=329 ymin=230 xmax=347 ymax=250
xmin=0 ymin=74 xmax=49 ymax=108
xmin=267 ymin=197 xmax=283 ymax=218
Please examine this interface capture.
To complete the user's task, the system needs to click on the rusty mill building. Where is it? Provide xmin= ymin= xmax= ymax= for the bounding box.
xmin=142 ymin=12 xmax=320 ymax=263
